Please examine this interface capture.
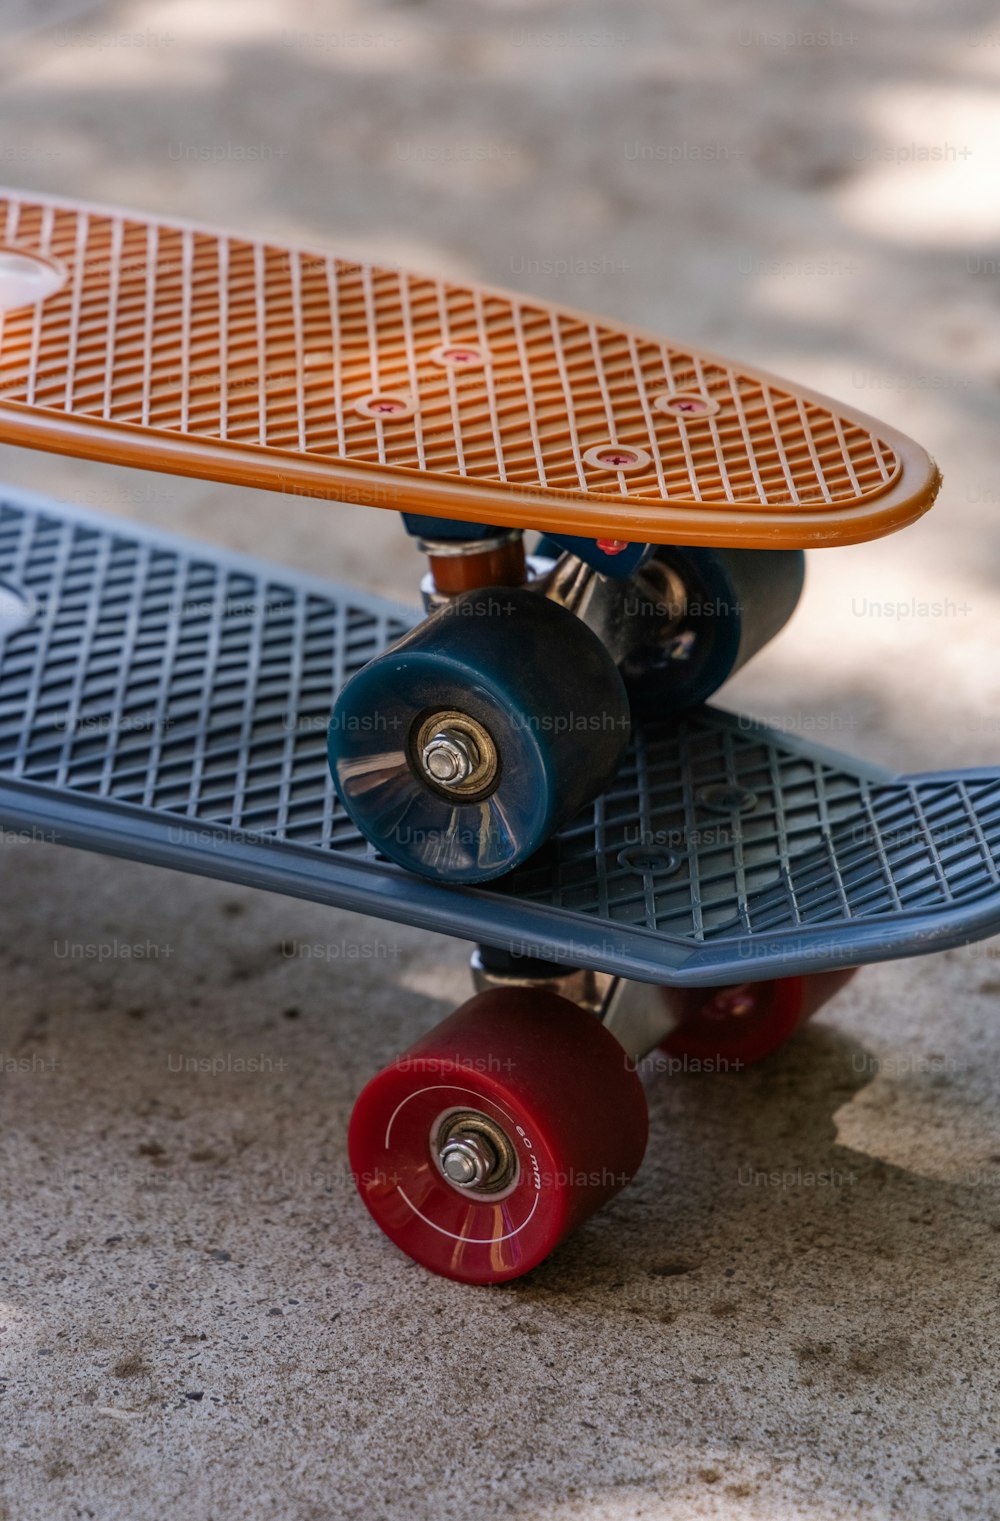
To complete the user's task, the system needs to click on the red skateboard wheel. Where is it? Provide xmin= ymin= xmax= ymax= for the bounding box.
xmin=348 ymin=987 xmax=648 ymax=1284
xmin=661 ymin=968 xmax=858 ymax=1068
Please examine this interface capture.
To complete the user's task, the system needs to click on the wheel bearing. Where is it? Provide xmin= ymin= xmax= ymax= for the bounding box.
xmin=411 ymin=710 xmax=499 ymax=801
xmin=431 ymin=1108 xmax=519 ymax=1196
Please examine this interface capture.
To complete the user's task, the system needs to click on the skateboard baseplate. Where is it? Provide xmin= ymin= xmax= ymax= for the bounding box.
xmin=0 ymin=487 xmax=996 ymax=988
xmin=0 ymin=187 xmax=939 ymax=548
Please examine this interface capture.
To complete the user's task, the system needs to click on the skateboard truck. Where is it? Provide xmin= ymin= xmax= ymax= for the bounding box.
xmin=470 ymin=946 xmax=680 ymax=1063
xmin=420 ymin=950 xmax=859 ymax=1209
xmin=402 ymin=513 xmax=529 ymax=604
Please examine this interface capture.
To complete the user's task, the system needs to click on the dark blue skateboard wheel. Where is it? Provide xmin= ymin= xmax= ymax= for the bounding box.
xmin=623 ymin=546 xmax=805 ymax=718
xmin=328 ymin=587 xmax=630 ymax=883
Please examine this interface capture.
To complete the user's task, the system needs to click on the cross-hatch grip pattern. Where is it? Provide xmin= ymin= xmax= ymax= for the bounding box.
xmin=0 ymin=494 xmax=995 ymax=986
xmin=0 ymin=189 xmax=939 ymax=547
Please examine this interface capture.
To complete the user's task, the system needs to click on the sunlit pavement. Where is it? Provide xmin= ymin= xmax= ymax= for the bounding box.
xmin=1 ymin=2 xmax=999 ymax=1518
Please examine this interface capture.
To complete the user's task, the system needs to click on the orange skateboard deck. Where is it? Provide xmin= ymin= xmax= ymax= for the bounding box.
xmin=0 ymin=187 xmax=939 ymax=547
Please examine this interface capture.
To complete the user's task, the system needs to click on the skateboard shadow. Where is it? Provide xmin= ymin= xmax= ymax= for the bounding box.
xmin=513 ymin=1017 xmax=996 ymax=1303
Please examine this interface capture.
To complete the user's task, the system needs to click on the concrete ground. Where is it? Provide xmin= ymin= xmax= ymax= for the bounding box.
xmin=1 ymin=1 xmax=1000 ymax=1517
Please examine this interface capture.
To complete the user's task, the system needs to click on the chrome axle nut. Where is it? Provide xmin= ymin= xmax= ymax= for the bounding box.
xmin=420 ymin=727 xmax=480 ymax=787
xmin=411 ymin=710 xmax=499 ymax=801
xmin=433 ymin=1109 xmax=518 ymax=1195
xmin=438 ymin=1131 xmax=498 ymax=1188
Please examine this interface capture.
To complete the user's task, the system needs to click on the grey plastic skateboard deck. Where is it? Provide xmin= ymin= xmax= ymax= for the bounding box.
xmin=0 ymin=487 xmax=997 ymax=986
